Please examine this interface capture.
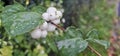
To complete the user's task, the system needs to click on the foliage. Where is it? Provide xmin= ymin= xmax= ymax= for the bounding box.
xmin=1 ymin=3 xmax=44 ymax=36
xmin=0 ymin=46 xmax=13 ymax=56
xmin=0 ymin=0 xmax=114 ymax=56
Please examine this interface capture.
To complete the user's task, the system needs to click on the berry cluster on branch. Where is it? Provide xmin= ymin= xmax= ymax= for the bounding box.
xmin=31 ymin=7 xmax=63 ymax=39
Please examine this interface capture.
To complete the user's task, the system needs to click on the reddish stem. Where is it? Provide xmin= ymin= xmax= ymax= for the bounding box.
xmin=88 ymin=45 xmax=102 ymax=56
xmin=48 ymin=21 xmax=65 ymax=31
xmin=48 ymin=21 xmax=102 ymax=56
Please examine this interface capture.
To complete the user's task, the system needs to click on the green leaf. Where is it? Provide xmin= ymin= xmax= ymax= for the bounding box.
xmin=1 ymin=3 xmax=26 ymax=22
xmin=15 ymin=35 xmax=24 ymax=43
xmin=93 ymin=39 xmax=110 ymax=49
xmin=2 ymin=12 xmax=44 ymax=36
xmin=2 ymin=4 xmax=25 ymax=13
xmin=0 ymin=2 xmax=4 ymax=11
xmin=33 ymin=45 xmax=48 ymax=56
xmin=2 ymin=3 xmax=25 ymax=14
xmin=31 ymin=5 xmax=46 ymax=15
xmin=57 ymin=38 xmax=88 ymax=56
xmin=65 ymin=26 xmax=83 ymax=39
xmin=86 ymin=29 xmax=98 ymax=39
xmin=46 ymin=37 xmax=58 ymax=53
xmin=13 ymin=50 xmax=25 ymax=56
xmin=0 ymin=18 xmax=1 ymax=27
xmin=0 ymin=46 xmax=13 ymax=56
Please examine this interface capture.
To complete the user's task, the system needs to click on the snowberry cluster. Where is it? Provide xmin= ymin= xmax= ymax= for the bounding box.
xmin=31 ymin=7 xmax=63 ymax=39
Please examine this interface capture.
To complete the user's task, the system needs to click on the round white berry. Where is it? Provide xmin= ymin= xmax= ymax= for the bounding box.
xmin=42 ymin=13 xmax=49 ymax=21
xmin=48 ymin=12 xmax=57 ymax=20
xmin=41 ymin=30 xmax=48 ymax=38
xmin=47 ymin=23 xmax=56 ymax=31
xmin=62 ymin=18 xmax=65 ymax=23
xmin=31 ymin=29 xmax=42 ymax=39
xmin=56 ymin=11 xmax=62 ymax=18
xmin=40 ymin=22 xmax=48 ymax=30
xmin=47 ymin=7 xmax=57 ymax=13
xmin=52 ymin=19 xmax=60 ymax=24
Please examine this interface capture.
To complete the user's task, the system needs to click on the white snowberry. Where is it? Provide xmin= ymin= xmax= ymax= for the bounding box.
xmin=47 ymin=7 xmax=57 ymax=13
xmin=41 ymin=30 xmax=48 ymax=38
xmin=62 ymin=18 xmax=65 ymax=23
xmin=40 ymin=22 xmax=48 ymax=30
xmin=56 ymin=11 xmax=62 ymax=18
xmin=42 ymin=13 xmax=49 ymax=21
xmin=52 ymin=19 xmax=60 ymax=24
xmin=31 ymin=29 xmax=42 ymax=39
xmin=47 ymin=23 xmax=56 ymax=31
xmin=49 ymin=12 xmax=57 ymax=20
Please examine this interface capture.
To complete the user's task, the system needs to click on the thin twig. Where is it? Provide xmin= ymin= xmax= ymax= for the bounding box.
xmin=49 ymin=21 xmax=102 ymax=56
xmin=88 ymin=45 xmax=102 ymax=56
xmin=48 ymin=21 xmax=65 ymax=31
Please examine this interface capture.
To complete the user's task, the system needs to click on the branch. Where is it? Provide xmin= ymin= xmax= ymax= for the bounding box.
xmin=48 ymin=21 xmax=65 ymax=31
xmin=49 ymin=21 xmax=102 ymax=56
xmin=88 ymin=45 xmax=102 ymax=56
